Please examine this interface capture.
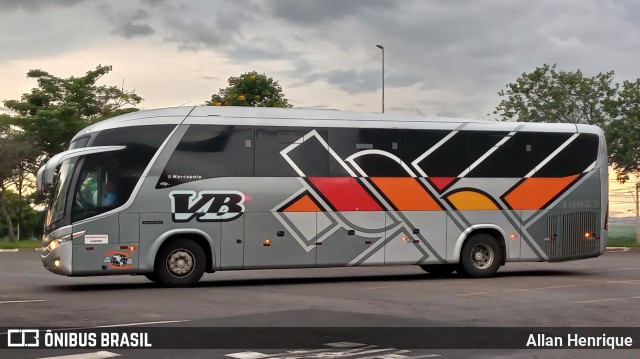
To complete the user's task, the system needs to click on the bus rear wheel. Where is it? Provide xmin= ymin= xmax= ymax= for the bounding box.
xmin=419 ymin=264 xmax=456 ymax=276
xmin=458 ymin=233 xmax=502 ymax=278
xmin=155 ymin=238 xmax=205 ymax=287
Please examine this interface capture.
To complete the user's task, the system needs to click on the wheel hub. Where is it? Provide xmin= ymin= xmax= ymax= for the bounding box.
xmin=471 ymin=244 xmax=494 ymax=269
xmin=167 ymin=249 xmax=194 ymax=277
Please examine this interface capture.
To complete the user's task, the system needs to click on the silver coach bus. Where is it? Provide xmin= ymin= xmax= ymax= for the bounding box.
xmin=37 ymin=106 xmax=608 ymax=287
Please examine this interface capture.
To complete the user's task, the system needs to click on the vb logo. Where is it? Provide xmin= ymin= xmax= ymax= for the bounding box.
xmin=169 ymin=190 xmax=246 ymax=222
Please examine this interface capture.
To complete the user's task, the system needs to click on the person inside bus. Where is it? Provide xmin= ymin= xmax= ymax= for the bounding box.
xmin=101 ymin=181 xmax=118 ymax=207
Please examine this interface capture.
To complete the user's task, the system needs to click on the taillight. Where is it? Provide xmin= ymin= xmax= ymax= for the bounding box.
xmin=604 ymin=202 xmax=609 ymax=231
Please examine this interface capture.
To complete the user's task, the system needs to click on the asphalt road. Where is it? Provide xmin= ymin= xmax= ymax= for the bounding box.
xmin=1 ymin=251 xmax=639 ymax=358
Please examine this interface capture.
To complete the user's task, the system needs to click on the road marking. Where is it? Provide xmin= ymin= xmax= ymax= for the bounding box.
xmin=0 ymin=249 xmax=19 ymax=253
xmin=37 ymin=351 xmax=120 ymax=359
xmin=575 ymin=296 xmax=640 ymax=304
xmin=88 ymin=320 xmax=190 ymax=328
xmin=458 ymin=279 xmax=640 ymax=296
xmin=326 ymin=342 xmax=366 ymax=348
xmin=605 ymin=279 xmax=640 ymax=284
xmin=458 ymin=291 xmax=489 ymax=296
xmin=586 ymin=267 xmax=639 ymax=273
xmin=502 ymin=283 xmax=596 ymax=291
xmin=226 ymin=343 xmax=440 ymax=358
xmin=0 ymin=299 xmax=47 ymax=304
xmin=226 ymin=352 xmax=270 ymax=359
xmin=366 ymin=284 xmax=415 ymax=290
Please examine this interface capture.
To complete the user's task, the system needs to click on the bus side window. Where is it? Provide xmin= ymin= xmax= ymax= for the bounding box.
xmin=159 ymin=125 xmax=254 ymax=187
xmin=255 ymin=127 xmax=329 ymax=177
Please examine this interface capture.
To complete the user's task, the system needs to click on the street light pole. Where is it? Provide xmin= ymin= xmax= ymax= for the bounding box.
xmin=376 ymin=44 xmax=384 ymax=113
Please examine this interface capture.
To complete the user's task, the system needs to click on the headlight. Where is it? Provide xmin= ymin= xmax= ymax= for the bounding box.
xmin=48 ymin=239 xmax=62 ymax=251
xmin=47 ymin=235 xmax=71 ymax=251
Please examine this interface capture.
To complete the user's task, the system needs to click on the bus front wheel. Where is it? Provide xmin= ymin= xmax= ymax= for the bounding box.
xmin=458 ymin=234 xmax=502 ymax=278
xmin=155 ymin=238 xmax=206 ymax=287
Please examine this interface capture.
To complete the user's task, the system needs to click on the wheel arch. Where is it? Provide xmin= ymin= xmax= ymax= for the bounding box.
xmin=452 ymin=225 xmax=507 ymax=265
xmin=144 ymin=229 xmax=216 ymax=273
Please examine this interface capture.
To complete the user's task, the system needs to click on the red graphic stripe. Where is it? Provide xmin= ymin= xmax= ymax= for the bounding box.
xmin=429 ymin=177 xmax=457 ymax=191
xmin=308 ymin=177 xmax=382 ymax=211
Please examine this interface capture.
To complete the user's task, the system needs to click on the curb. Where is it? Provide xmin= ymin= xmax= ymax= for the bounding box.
xmin=605 ymin=246 xmax=640 ymax=252
xmin=0 ymin=248 xmax=43 ymax=253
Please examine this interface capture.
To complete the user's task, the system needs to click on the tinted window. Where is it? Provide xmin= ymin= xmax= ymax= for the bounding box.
xmin=534 ymin=133 xmax=599 ymax=177
xmin=415 ymin=131 xmax=508 ymax=177
xmin=328 ymin=128 xmax=400 ymax=176
xmin=91 ymin=125 xmax=174 ymax=148
xmin=466 ymin=132 xmax=573 ymax=178
xmin=71 ymin=125 xmax=173 ymax=221
xmin=69 ymin=136 xmax=90 ymax=150
xmin=256 ymin=127 xmax=329 ymax=177
xmin=159 ymin=125 xmax=254 ymax=187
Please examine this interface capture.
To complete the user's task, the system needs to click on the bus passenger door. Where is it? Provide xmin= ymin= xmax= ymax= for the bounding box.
xmin=220 ymin=217 xmax=244 ymax=270
xmin=243 ymin=211 xmax=316 ymax=269
xmin=316 ymin=211 xmax=386 ymax=267
xmin=72 ymin=214 xmax=139 ymax=275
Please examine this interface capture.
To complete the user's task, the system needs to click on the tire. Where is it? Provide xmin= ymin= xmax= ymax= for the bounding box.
xmin=154 ymin=239 xmax=206 ymax=287
xmin=419 ymin=264 xmax=456 ymax=276
xmin=458 ymin=233 xmax=502 ymax=278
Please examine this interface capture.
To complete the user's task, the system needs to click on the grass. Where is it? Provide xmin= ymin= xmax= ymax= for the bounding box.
xmin=608 ymin=221 xmax=639 ymax=246
xmin=0 ymin=239 xmax=41 ymax=249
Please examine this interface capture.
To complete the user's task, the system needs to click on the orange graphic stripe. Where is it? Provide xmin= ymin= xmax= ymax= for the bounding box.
xmin=447 ymin=190 xmax=499 ymax=210
xmin=283 ymin=194 xmax=322 ymax=212
xmin=504 ymin=175 xmax=579 ymax=210
xmin=370 ymin=177 xmax=441 ymax=210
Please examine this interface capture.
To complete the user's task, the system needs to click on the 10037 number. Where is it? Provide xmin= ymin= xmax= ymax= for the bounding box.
xmin=560 ymin=200 xmax=600 ymax=209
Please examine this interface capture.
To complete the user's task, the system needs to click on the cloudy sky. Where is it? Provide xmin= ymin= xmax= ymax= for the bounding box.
xmin=1 ymin=0 xmax=638 ymax=215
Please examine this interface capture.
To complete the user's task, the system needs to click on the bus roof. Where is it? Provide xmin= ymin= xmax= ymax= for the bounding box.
xmin=72 ymin=106 xmax=603 ymax=142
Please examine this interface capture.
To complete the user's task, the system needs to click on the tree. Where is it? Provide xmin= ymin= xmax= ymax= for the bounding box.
xmin=0 ymin=127 xmax=40 ymax=242
xmin=495 ymin=64 xmax=640 ymax=243
xmin=205 ymin=71 xmax=292 ymax=108
xmin=2 ymin=65 xmax=142 ymax=158
xmin=0 ymin=190 xmax=43 ymax=241
xmin=493 ymin=64 xmax=617 ymax=127
xmin=607 ymin=79 xmax=640 ymax=242
xmin=0 ymin=65 xmax=142 ymax=240
xmin=607 ymin=79 xmax=640 ymax=182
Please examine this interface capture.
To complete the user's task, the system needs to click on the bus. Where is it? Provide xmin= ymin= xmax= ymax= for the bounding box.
xmin=37 ymin=106 xmax=608 ymax=287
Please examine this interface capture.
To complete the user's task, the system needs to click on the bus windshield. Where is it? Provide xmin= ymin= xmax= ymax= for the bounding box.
xmin=45 ymin=159 xmax=76 ymax=228
xmin=71 ymin=152 xmax=124 ymax=222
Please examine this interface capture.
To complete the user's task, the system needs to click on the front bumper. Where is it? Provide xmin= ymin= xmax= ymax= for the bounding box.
xmin=41 ymin=240 xmax=73 ymax=276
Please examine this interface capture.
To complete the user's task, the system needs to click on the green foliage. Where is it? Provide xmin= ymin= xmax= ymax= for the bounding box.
xmin=493 ymin=64 xmax=617 ymax=126
xmin=205 ymin=71 xmax=292 ymax=108
xmin=607 ymin=79 xmax=640 ymax=183
xmin=2 ymin=65 xmax=142 ymax=158
xmin=0 ymin=190 xmax=44 ymax=241
xmin=494 ymin=64 xmax=640 ymax=183
xmin=0 ymin=128 xmax=41 ymax=242
xmin=0 ymin=65 xmax=142 ymax=241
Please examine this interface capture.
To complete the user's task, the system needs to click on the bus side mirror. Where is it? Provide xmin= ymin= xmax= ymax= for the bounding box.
xmin=36 ymin=165 xmax=50 ymax=192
